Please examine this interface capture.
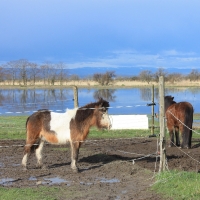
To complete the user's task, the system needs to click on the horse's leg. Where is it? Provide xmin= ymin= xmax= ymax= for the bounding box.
xmin=22 ymin=139 xmax=37 ymax=170
xmin=179 ymin=124 xmax=188 ymax=148
xmin=70 ymin=141 xmax=81 ymax=172
xmin=22 ymin=145 xmax=31 ymax=170
xmin=22 ymin=124 xmax=41 ymax=170
xmin=188 ymin=129 xmax=192 ymax=148
xmin=174 ymin=127 xmax=180 ymax=147
xmin=35 ymin=140 xmax=45 ymax=169
xmin=185 ymin=120 xmax=193 ymax=149
xmin=167 ymin=126 xmax=175 ymax=147
xmin=181 ymin=126 xmax=192 ymax=149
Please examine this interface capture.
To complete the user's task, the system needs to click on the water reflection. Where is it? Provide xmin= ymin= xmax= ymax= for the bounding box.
xmin=140 ymin=88 xmax=152 ymax=101
xmin=0 ymin=87 xmax=200 ymax=115
xmin=0 ymin=89 xmax=74 ymax=115
xmin=93 ymin=89 xmax=116 ymax=102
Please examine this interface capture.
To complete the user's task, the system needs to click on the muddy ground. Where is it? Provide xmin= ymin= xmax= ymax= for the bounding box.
xmin=1 ymin=137 xmax=200 ymax=200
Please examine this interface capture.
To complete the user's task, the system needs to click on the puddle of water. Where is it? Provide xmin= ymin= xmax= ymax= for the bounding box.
xmin=29 ymin=176 xmax=71 ymax=185
xmin=0 ymin=162 xmax=4 ymax=167
xmin=43 ymin=177 xmax=70 ymax=185
xmin=29 ymin=176 xmax=37 ymax=181
xmin=12 ymin=164 xmax=20 ymax=167
xmin=0 ymin=178 xmax=14 ymax=186
xmin=96 ymin=177 xmax=120 ymax=183
xmin=80 ymin=181 xmax=93 ymax=185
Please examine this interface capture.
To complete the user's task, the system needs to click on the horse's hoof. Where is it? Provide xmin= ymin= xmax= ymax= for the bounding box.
xmin=22 ymin=167 xmax=27 ymax=171
xmin=41 ymin=165 xmax=47 ymax=170
xmin=36 ymin=164 xmax=47 ymax=169
xmin=72 ymin=168 xmax=79 ymax=173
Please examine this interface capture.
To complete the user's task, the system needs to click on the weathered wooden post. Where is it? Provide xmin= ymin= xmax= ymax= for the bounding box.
xmin=151 ymin=84 xmax=155 ymax=136
xmin=159 ymin=76 xmax=166 ymax=172
xmin=73 ymin=86 xmax=79 ymax=108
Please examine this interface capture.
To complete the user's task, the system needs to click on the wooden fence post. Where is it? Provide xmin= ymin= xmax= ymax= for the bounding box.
xmin=151 ymin=84 xmax=155 ymax=136
xmin=73 ymin=86 xmax=79 ymax=108
xmin=159 ymin=76 xmax=166 ymax=172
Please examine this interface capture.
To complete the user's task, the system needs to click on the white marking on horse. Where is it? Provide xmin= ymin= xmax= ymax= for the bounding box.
xmin=49 ymin=108 xmax=78 ymax=144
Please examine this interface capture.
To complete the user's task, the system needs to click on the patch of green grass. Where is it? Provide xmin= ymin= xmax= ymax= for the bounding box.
xmin=88 ymin=127 xmax=157 ymax=139
xmin=152 ymin=170 xmax=200 ymax=200
xmin=1 ymin=114 xmax=200 ymax=140
xmin=0 ymin=186 xmax=63 ymax=200
xmin=0 ymin=116 xmax=27 ymax=139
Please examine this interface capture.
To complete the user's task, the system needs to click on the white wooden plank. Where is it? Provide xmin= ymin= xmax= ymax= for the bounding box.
xmin=110 ymin=115 xmax=148 ymax=130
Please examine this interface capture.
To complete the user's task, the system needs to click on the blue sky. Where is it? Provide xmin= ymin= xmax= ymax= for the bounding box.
xmin=1 ymin=0 xmax=200 ymax=71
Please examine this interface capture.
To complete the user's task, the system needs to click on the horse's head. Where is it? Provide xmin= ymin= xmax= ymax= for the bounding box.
xmin=96 ymin=98 xmax=112 ymax=130
xmin=164 ymin=95 xmax=176 ymax=112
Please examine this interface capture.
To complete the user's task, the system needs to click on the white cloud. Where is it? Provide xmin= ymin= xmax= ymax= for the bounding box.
xmin=66 ymin=49 xmax=200 ymax=70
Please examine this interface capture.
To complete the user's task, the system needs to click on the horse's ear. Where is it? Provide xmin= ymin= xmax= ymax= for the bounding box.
xmin=168 ymin=95 xmax=174 ymax=100
xmin=98 ymin=97 xmax=103 ymax=102
xmin=98 ymin=97 xmax=104 ymax=105
xmin=99 ymin=99 xmax=109 ymax=111
xmin=99 ymin=99 xmax=104 ymax=107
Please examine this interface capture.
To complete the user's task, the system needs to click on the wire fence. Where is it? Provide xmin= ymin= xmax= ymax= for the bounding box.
xmin=0 ymin=101 xmax=200 ymax=180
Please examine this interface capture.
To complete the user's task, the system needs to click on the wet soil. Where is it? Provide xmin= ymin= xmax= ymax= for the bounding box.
xmin=0 ymin=137 xmax=200 ymax=199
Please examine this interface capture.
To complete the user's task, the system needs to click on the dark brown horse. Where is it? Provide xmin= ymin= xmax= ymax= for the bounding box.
xmin=165 ymin=95 xmax=193 ymax=148
xmin=22 ymin=98 xmax=111 ymax=172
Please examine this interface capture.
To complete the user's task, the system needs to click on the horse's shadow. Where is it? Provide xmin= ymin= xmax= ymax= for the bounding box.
xmin=49 ymin=162 xmax=71 ymax=169
xmin=79 ymin=153 xmax=132 ymax=165
xmin=192 ymin=143 xmax=200 ymax=149
xmin=48 ymin=152 xmax=161 ymax=172
xmin=166 ymin=154 xmax=182 ymax=160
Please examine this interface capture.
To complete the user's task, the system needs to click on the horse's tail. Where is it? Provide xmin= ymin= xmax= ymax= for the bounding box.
xmin=24 ymin=115 xmax=39 ymax=153
xmin=184 ymin=104 xmax=194 ymax=129
xmin=183 ymin=104 xmax=193 ymax=147
xmin=25 ymin=116 xmax=30 ymax=132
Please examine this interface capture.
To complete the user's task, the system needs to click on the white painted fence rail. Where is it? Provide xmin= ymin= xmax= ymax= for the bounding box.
xmin=110 ymin=115 xmax=148 ymax=130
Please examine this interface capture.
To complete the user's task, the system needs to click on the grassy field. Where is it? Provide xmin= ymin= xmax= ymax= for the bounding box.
xmin=1 ymin=115 xmax=200 ymax=140
xmin=0 ymin=115 xmax=200 ymax=199
xmin=152 ymin=170 xmax=200 ymax=200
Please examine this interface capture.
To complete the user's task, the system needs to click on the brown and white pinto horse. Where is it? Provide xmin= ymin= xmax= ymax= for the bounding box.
xmin=165 ymin=95 xmax=193 ymax=149
xmin=22 ymin=98 xmax=111 ymax=172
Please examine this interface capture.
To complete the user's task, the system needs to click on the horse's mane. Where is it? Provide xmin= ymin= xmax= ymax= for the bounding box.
xmin=75 ymin=98 xmax=109 ymax=123
xmin=165 ymin=95 xmax=177 ymax=112
xmin=165 ymin=95 xmax=176 ymax=103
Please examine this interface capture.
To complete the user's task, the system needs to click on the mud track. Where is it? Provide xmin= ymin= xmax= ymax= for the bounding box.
xmin=1 ymin=137 xmax=200 ymax=199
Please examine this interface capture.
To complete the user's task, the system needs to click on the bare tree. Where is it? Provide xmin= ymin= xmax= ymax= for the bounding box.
xmin=70 ymin=74 xmax=80 ymax=81
xmin=167 ymin=73 xmax=183 ymax=83
xmin=40 ymin=63 xmax=49 ymax=85
xmin=14 ymin=59 xmax=30 ymax=86
xmin=29 ymin=62 xmax=40 ymax=86
xmin=154 ymin=68 xmax=168 ymax=82
xmin=55 ymin=62 xmax=67 ymax=85
xmin=93 ymin=71 xmax=116 ymax=86
xmin=49 ymin=66 xmax=56 ymax=85
xmin=186 ymin=69 xmax=200 ymax=81
xmin=40 ymin=62 xmax=55 ymax=85
xmin=0 ymin=66 xmax=5 ymax=83
xmin=4 ymin=61 xmax=20 ymax=85
xmin=138 ymin=70 xmax=153 ymax=83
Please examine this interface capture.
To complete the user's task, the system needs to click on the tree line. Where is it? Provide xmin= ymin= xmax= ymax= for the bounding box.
xmin=0 ymin=59 xmax=200 ymax=86
xmin=94 ymin=68 xmax=200 ymax=85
